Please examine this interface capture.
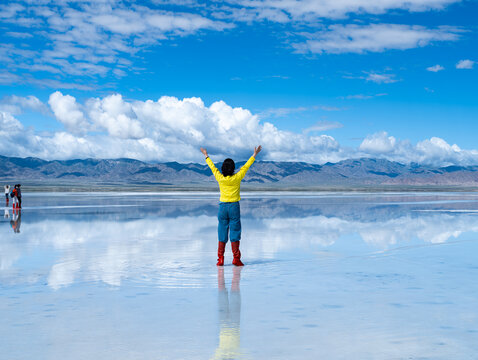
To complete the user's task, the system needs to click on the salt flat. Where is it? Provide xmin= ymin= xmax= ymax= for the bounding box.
xmin=1 ymin=192 xmax=478 ymax=359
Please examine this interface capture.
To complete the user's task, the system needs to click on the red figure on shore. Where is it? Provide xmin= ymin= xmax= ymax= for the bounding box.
xmin=11 ymin=185 xmax=19 ymax=210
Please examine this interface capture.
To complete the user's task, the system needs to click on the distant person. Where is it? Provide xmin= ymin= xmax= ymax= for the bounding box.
xmin=16 ymin=184 xmax=22 ymax=209
xmin=10 ymin=209 xmax=21 ymax=233
xmin=11 ymin=185 xmax=19 ymax=210
xmin=4 ymin=184 xmax=10 ymax=206
xmin=200 ymin=145 xmax=262 ymax=266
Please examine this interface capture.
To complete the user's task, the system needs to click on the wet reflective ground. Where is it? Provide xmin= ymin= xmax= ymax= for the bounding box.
xmin=1 ymin=192 xmax=478 ymax=359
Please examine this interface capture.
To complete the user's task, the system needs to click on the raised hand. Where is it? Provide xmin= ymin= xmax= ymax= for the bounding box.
xmin=253 ymin=145 xmax=262 ymax=157
xmin=200 ymin=147 xmax=208 ymax=157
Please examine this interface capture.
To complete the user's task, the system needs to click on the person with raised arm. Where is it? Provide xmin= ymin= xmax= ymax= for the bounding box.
xmin=200 ymin=145 xmax=262 ymax=266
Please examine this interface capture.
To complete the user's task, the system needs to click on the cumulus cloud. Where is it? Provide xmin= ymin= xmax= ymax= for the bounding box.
xmin=0 ymin=111 xmax=23 ymax=132
xmin=87 ymin=94 xmax=145 ymax=139
xmin=358 ymin=131 xmax=478 ymax=165
xmin=359 ymin=131 xmax=399 ymax=153
xmin=2 ymin=92 xmax=478 ymax=166
xmin=49 ymin=91 xmax=90 ymax=134
xmin=456 ymin=59 xmax=474 ymax=69
xmin=33 ymin=92 xmax=346 ymax=162
xmin=294 ymin=24 xmax=461 ymax=54
xmin=415 ymin=137 xmax=470 ymax=165
xmin=426 ymin=64 xmax=445 ymax=72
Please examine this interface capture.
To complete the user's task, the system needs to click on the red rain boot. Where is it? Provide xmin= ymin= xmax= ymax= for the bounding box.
xmin=217 ymin=241 xmax=226 ymax=266
xmin=231 ymin=241 xmax=244 ymax=266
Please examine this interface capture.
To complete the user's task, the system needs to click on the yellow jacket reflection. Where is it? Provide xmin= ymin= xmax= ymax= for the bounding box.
xmin=213 ymin=327 xmax=241 ymax=359
xmin=212 ymin=267 xmax=242 ymax=359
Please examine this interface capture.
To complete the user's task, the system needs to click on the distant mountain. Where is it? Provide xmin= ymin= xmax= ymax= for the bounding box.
xmin=1 ymin=155 xmax=478 ymax=187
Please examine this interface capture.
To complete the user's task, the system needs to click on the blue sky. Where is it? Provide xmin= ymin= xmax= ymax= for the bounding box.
xmin=0 ymin=0 xmax=476 ymax=165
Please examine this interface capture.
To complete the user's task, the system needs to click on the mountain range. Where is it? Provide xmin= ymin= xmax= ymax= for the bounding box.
xmin=1 ymin=155 xmax=478 ymax=188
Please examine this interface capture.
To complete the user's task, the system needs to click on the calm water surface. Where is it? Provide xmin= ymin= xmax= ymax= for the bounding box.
xmin=1 ymin=192 xmax=478 ymax=359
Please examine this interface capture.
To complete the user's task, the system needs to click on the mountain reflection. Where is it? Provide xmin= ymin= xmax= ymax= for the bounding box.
xmin=1 ymin=193 xmax=478 ymax=289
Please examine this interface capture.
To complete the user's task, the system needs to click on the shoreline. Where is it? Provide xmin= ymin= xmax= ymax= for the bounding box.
xmin=3 ymin=182 xmax=478 ymax=193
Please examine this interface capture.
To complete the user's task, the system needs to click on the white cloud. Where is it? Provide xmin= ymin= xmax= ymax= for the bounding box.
xmin=358 ymin=131 xmax=478 ymax=165
xmin=0 ymin=0 xmax=466 ymax=86
xmin=342 ymin=93 xmax=388 ymax=100
xmin=1 ymin=92 xmax=345 ymax=163
xmin=0 ymin=72 xmax=22 ymax=84
xmin=359 ymin=131 xmax=399 ymax=153
xmin=304 ymin=121 xmax=343 ymax=133
xmin=415 ymin=137 xmax=473 ymax=165
xmin=365 ymin=73 xmax=398 ymax=84
xmin=259 ymin=106 xmax=309 ymax=118
xmin=0 ymin=3 xmax=24 ymax=20
xmin=48 ymin=91 xmax=90 ymax=134
xmin=87 ymin=94 xmax=145 ymax=139
xmin=5 ymin=31 xmax=32 ymax=38
xmin=3 ymin=93 xmax=478 ymax=166
xmin=0 ymin=95 xmax=48 ymax=115
xmin=224 ymin=0 xmax=460 ymax=21
xmin=0 ymin=1 xmax=232 ymax=79
xmin=343 ymin=71 xmax=398 ymax=84
xmin=294 ymin=24 xmax=461 ymax=54
xmin=426 ymin=64 xmax=445 ymax=72
xmin=259 ymin=105 xmax=341 ymax=119
xmin=456 ymin=59 xmax=474 ymax=69
xmin=146 ymin=12 xmax=228 ymax=32
xmin=0 ymin=111 xmax=23 ymax=132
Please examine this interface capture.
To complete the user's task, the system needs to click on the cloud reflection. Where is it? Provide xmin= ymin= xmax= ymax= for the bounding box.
xmin=1 ymin=195 xmax=478 ymax=289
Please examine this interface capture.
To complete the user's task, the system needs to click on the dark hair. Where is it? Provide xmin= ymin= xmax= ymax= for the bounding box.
xmin=221 ymin=158 xmax=235 ymax=176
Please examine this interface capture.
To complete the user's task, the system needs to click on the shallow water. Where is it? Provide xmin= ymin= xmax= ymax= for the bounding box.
xmin=1 ymin=192 xmax=478 ymax=359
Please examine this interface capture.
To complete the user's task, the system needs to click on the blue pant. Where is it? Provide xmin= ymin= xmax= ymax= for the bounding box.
xmin=218 ymin=202 xmax=241 ymax=243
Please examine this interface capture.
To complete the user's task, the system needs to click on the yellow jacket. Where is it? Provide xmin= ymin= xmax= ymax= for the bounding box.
xmin=206 ymin=156 xmax=255 ymax=202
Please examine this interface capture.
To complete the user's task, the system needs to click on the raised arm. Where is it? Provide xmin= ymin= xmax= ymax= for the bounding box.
xmin=237 ymin=145 xmax=262 ymax=180
xmin=200 ymin=147 xmax=222 ymax=181
xmin=253 ymin=145 xmax=262 ymax=158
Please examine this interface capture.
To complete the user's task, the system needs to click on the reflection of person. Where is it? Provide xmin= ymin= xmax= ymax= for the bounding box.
xmin=4 ymin=209 xmax=9 ymax=219
xmin=212 ymin=267 xmax=242 ymax=360
xmin=4 ymin=184 xmax=10 ymax=206
xmin=10 ymin=209 xmax=21 ymax=233
xmin=200 ymin=146 xmax=262 ymax=266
